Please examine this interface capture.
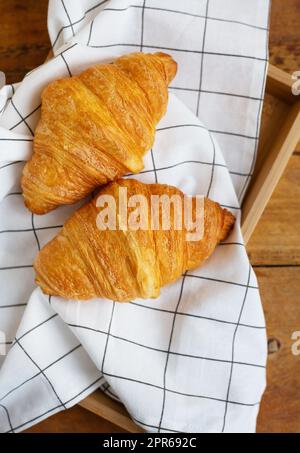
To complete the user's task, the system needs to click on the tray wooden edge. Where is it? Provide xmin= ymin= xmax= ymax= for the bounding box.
xmin=242 ymin=64 xmax=300 ymax=244
xmin=241 ymin=100 xmax=300 ymax=244
xmin=79 ymin=391 xmax=143 ymax=433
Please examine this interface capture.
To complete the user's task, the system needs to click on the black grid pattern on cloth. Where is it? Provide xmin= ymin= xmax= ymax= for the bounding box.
xmin=0 ymin=0 xmax=269 ymax=433
xmin=4 ymin=375 xmax=104 ymax=433
xmin=0 ymin=313 xmax=105 ymax=432
xmin=0 ymin=297 xmax=263 ymax=433
xmin=61 ymin=0 xmax=75 ymax=37
xmin=50 ymin=2 xmax=269 ymax=51
xmin=157 ymin=274 xmax=187 ymax=431
xmin=237 ymin=0 xmax=272 ymax=201
xmin=88 ymin=43 xmax=267 ymax=63
xmin=221 ymin=263 xmax=252 ymax=432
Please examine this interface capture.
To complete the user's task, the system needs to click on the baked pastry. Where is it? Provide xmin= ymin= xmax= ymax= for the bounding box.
xmin=34 ymin=179 xmax=235 ymax=301
xmin=21 ymin=52 xmax=177 ymax=214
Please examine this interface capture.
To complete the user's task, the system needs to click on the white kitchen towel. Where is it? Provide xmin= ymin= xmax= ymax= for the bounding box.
xmin=0 ymin=0 xmax=270 ymax=433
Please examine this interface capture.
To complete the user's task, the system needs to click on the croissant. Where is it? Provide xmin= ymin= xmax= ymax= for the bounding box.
xmin=34 ymin=179 xmax=235 ymax=301
xmin=21 ymin=52 xmax=177 ymax=214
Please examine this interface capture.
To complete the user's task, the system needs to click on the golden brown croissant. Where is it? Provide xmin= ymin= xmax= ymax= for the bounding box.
xmin=34 ymin=179 xmax=235 ymax=301
xmin=21 ymin=52 xmax=177 ymax=214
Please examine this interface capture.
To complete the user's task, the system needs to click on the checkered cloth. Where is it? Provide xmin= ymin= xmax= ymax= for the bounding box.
xmin=0 ymin=0 xmax=270 ymax=433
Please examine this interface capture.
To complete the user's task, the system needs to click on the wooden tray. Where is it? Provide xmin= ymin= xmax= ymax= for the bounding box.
xmin=73 ymin=64 xmax=300 ymax=432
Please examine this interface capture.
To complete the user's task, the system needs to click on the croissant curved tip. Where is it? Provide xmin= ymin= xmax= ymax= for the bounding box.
xmin=220 ymin=208 xmax=235 ymax=242
xmin=154 ymin=52 xmax=178 ymax=84
xmin=22 ymin=199 xmax=47 ymax=215
xmin=21 ymin=188 xmax=53 ymax=215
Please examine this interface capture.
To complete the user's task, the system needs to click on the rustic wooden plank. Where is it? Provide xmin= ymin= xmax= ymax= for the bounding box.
xmin=269 ymin=0 xmax=300 ymax=152
xmin=0 ymin=0 xmax=50 ymax=84
xmin=80 ymin=391 xmax=144 ymax=433
xmin=265 ymin=64 xmax=298 ymax=104
xmin=247 ymin=155 xmax=300 ymax=265
xmin=242 ymin=100 xmax=300 ymax=244
xmin=269 ymin=0 xmax=300 ymax=75
xmin=255 ymin=93 xmax=290 ymax=174
xmin=25 ymin=405 xmax=126 ymax=433
xmin=256 ymin=267 xmax=300 ymax=433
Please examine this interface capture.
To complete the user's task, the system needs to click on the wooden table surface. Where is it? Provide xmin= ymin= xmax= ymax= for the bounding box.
xmin=0 ymin=0 xmax=299 ymax=434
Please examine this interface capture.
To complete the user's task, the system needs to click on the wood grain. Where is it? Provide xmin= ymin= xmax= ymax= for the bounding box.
xmin=242 ymin=97 xmax=300 ymax=244
xmin=241 ymin=63 xmax=300 ymax=244
xmin=269 ymin=0 xmax=300 ymax=75
xmin=0 ymin=0 xmax=299 ymax=434
xmin=79 ymin=391 xmax=144 ymax=433
xmin=25 ymin=405 xmax=126 ymax=433
xmin=247 ymin=155 xmax=300 ymax=265
xmin=0 ymin=0 xmax=50 ymax=84
xmin=256 ymin=267 xmax=300 ymax=433
xmin=268 ymin=0 xmax=300 ymax=152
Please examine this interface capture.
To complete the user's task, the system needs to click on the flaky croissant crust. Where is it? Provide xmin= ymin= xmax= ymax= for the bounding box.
xmin=21 ymin=52 xmax=177 ymax=214
xmin=34 ymin=179 xmax=235 ymax=301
